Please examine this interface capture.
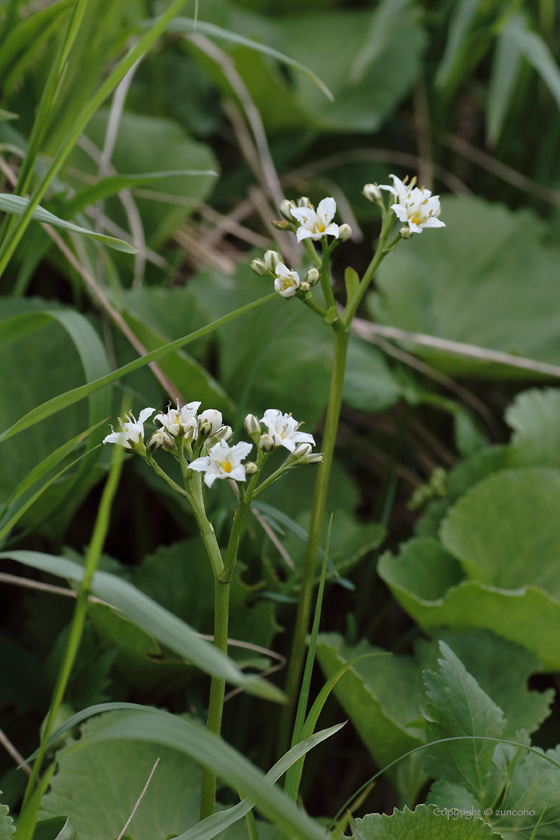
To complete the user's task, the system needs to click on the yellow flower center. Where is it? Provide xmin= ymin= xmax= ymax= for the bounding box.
xmin=410 ymin=212 xmax=422 ymax=225
xmin=315 ymin=223 xmax=326 ymax=233
xmin=220 ymin=460 xmax=233 ymax=473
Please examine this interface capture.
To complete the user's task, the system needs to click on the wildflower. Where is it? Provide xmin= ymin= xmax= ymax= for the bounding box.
xmin=209 ymin=425 xmax=233 ymax=443
xmin=103 ymin=407 xmax=155 ymax=449
xmin=264 ymin=250 xmax=281 ymax=271
xmin=280 ymin=199 xmax=296 ymax=220
xmin=198 ymin=409 xmax=223 ymax=437
xmin=274 ymin=263 xmax=300 ymax=298
xmin=258 ymin=434 xmax=275 ymax=452
xmin=290 ymin=197 xmax=339 ymax=242
xmin=260 ymin=409 xmax=315 ymax=453
xmin=188 ymin=440 xmax=253 ymax=488
xmin=244 ymin=414 xmax=261 ymax=439
xmin=304 ymin=267 xmax=320 ymax=286
xmin=283 ymin=442 xmax=312 ymax=466
xmin=379 ymin=175 xmax=445 ymax=234
xmin=154 ymin=401 xmax=200 ymax=438
xmin=250 ymin=258 xmax=268 ymax=276
xmin=147 ymin=429 xmax=174 ymax=451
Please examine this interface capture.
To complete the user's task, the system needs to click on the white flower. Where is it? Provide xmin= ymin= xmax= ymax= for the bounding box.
xmin=379 ymin=174 xmax=445 ymax=234
xmin=260 ymin=409 xmax=315 ymax=453
xmin=103 ymin=407 xmax=155 ymax=449
xmin=290 ymin=197 xmax=339 ymax=242
xmin=154 ymin=401 xmax=201 ymax=437
xmin=274 ymin=263 xmax=300 ymax=298
xmin=188 ymin=440 xmax=253 ymax=488
xmin=199 ymin=409 xmax=223 ymax=436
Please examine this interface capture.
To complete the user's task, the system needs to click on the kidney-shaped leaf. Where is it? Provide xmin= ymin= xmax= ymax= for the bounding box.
xmin=354 ymin=804 xmax=501 ymax=839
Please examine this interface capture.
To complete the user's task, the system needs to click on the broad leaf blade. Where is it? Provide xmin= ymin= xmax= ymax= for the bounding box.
xmin=354 ymin=804 xmax=500 ymax=838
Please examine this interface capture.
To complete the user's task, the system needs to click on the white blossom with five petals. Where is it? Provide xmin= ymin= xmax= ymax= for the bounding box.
xmin=274 ymin=263 xmax=301 ymax=298
xmin=154 ymin=401 xmax=201 ymax=437
xmin=188 ymin=440 xmax=253 ymax=488
xmin=260 ymin=409 xmax=315 ymax=453
xmin=103 ymin=407 xmax=155 ymax=449
xmin=379 ymin=175 xmax=445 ymax=234
xmin=290 ymin=197 xmax=339 ymax=242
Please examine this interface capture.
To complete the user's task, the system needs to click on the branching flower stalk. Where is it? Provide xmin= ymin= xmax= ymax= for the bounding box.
xmin=252 ymin=181 xmax=446 ymax=753
xmin=102 ymin=403 xmax=323 ymax=820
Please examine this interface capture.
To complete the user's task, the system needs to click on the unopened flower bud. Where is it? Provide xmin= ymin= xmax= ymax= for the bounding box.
xmin=147 ymin=430 xmax=174 ymax=451
xmin=258 ymin=433 xmax=275 ymax=452
xmin=339 ymin=224 xmax=352 ymax=241
xmin=250 ymin=259 xmax=268 ymax=276
xmin=299 ymin=281 xmax=310 ymax=293
xmin=363 ymin=183 xmax=382 ymax=203
xmin=297 ymin=196 xmax=312 ymax=208
xmin=280 ymin=199 xmax=296 ymax=220
xmin=210 ymin=424 xmax=233 ymax=444
xmin=264 ymin=250 xmax=281 ymax=271
xmin=304 ymin=267 xmax=320 ymax=286
xmin=198 ymin=409 xmax=223 ymax=437
xmin=272 ymin=219 xmax=291 ymax=230
xmin=305 ymin=452 xmax=324 ymax=465
xmin=284 ymin=442 xmax=312 ymax=466
xmin=245 ymin=461 xmax=258 ymax=475
xmin=399 ymin=226 xmax=413 ymax=240
xmin=244 ymin=414 xmax=261 ymax=439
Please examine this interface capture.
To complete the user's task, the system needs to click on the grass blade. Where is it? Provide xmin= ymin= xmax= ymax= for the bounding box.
xmin=0 ymin=549 xmax=284 ymax=701
xmin=510 ymin=13 xmax=560 ymax=111
xmin=436 ymin=0 xmax=482 ymax=89
xmin=165 ymin=17 xmax=334 ymax=101
xmin=487 ymin=14 xmax=524 ymax=144
xmin=65 ymin=709 xmax=329 ymax=840
xmin=0 ymin=293 xmax=276 ymax=444
xmin=0 ymin=193 xmax=138 ymax=253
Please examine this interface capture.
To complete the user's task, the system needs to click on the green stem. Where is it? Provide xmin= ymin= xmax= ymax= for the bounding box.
xmin=199 ymin=575 xmax=230 ymax=820
xmin=342 ymin=217 xmax=397 ymax=327
xmin=301 ymin=295 xmax=327 ymax=318
xmin=319 ymin=239 xmax=336 ymax=310
xmin=16 ymin=444 xmax=124 ymax=840
xmin=277 ymin=323 xmax=349 ymax=753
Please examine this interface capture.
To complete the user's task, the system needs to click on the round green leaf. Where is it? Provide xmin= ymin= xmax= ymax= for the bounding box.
xmin=355 ymin=804 xmax=500 ymax=839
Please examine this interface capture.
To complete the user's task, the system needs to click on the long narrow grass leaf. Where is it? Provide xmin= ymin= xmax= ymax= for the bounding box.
xmin=436 ymin=0 xmax=482 ymax=89
xmin=0 ymin=193 xmax=138 ymax=253
xmin=487 ymin=14 xmax=524 ymax=144
xmin=165 ymin=17 xmax=334 ymax=101
xmin=510 ymin=14 xmax=560 ymax=111
xmin=0 ymin=293 xmax=276 ymax=444
xmin=65 ymin=710 xmax=328 ymax=840
xmin=0 ymin=549 xmax=284 ymax=701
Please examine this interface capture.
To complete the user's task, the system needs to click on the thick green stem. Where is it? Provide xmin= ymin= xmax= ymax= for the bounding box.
xmin=16 ymin=445 xmax=124 ymax=840
xmin=278 ymin=323 xmax=349 ymax=753
xmin=199 ymin=577 xmax=230 ymax=820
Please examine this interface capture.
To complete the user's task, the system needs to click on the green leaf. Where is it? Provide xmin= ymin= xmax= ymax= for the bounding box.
xmin=506 ymin=387 xmax=560 ymax=469
xmin=0 ymin=291 xmax=275 ymax=445
xmin=51 ymin=710 xmax=328 ymax=840
xmin=378 ymin=534 xmax=560 ymax=670
xmin=424 ymin=642 xmax=506 ymax=803
xmin=166 ymin=16 xmax=334 ymax=101
xmin=436 ymin=0 xmax=482 ymax=90
xmin=354 ymin=804 xmax=499 ymax=838
xmin=0 ymin=794 xmax=15 ymax=840
xmin=454 ymin=409 xmax=487 ymax=459
xmin=486 ymin=14 xmax=524 ymax=145
xmin=0 ymin=0 xmax=74 ymax=80
xmin=0 ymin=193 xmax=137 ymax=253
xmin=172 ymin=724 xmax=345 ymax=840
xmin=417 ymin=630 xmax=553 ymax=740
xmin=370 ymin=197 xmax=560 ymax=376
xmin=349 ymin=0 xmax=413 ymax=83
xmin=63 ymin=168 xmax=218 ymax=217
xmin=509 ymin=14 xmax=560 ymax=113
xmin=273 ymin=8 xmax=426 ymax=132
xmin=343 ymin=339 xmax=405 ymax=414
xmin=0 ymin=550 xmax=284 ymax=702
xmin=440 ymin=468 xmax=560 ymax=593
xmin=32 ymin=817 xmax=77 ymax=840
xmin=315 ymin=633 xmax=427 ymax=803
xmin=492 ymin=744 xmax=560 ymax=839
xmin=69 ymin=110 xmax=218 ymax=247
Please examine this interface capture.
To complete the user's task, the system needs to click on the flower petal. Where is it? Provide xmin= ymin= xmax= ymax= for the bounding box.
xmin=296 ymin=227 xmax=316 ymax=242
xmin=138 ymin=407 xmax=156 ymax=425
xmin=317 ymin=197 xmax=336 ymax=224
xmin=324 ymin=223 xmax=339 ymax=238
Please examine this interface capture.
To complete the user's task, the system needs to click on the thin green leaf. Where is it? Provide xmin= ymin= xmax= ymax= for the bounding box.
xmin=32 ymin=815 xmax=77 ymax=840
xmin=64 ymin=169 xmax=218 ymax=217
xmin=165 ymin=17 xmax=334 ymax=101
xmin=436 ymin=0 xmax=482 ymax=89
xmin=0 ymin=109 xmax=17 ymax=122
xmin=349 ymin=0 xmax=411 ymax=84
xmin=67 ymin=710 xmax=328 ymax=840
xmin=0 ymin=293 xmax=276 ymax=445
xmin=487 ymin=14 xmax=524 ymax=144
xmin=173 ymin=723 xmax=345 ymax=840
xmin=0 ymin=193 xmax=137 ymax=253
xmin=0 ymin=550 xmax=284 ymax=701
xmin=529 ymin=807 xmax=547 ymax=840
xmin=0 ymin=0 xmax=190 ymax=278
xmin=510 ymin=14 xmax=560 ymax=111
xmin=0 ymin=0 xmax=74 ymax=79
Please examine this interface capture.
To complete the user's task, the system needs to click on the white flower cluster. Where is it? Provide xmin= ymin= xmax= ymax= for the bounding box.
xmin=103 ymin=403 xmax=320 ymax=490
xmin=378 ymin=174 xmax=445 ymax=235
